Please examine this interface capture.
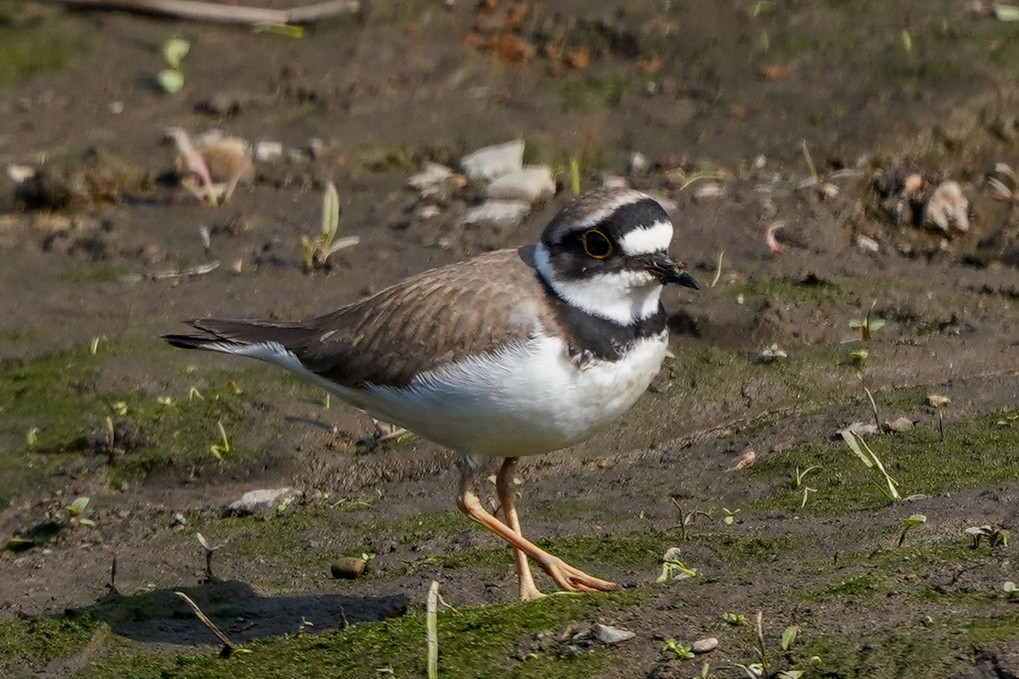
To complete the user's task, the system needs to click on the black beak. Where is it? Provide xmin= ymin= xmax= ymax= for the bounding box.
xmin=645 ymin=252 xmax=700 ymax=290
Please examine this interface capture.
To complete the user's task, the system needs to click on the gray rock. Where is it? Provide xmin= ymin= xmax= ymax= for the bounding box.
xmin=223 ymin=487 xmax=302 ymax=517
xmin=460 ymin=139 xmax=524 ymax=182
xmin=486 ymin=166 xmax=554 ymax=204
xmin=460 ymin=199 xmax=531 ymax=227
xmin=594 ymin=623 xmax=635 ymax=645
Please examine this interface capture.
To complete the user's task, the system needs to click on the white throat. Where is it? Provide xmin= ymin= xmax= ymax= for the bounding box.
xmin=533 ymin=243 xmax=663 ymax=325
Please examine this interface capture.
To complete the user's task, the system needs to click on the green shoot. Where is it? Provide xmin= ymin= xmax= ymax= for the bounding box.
xmin=26 ymin=427 xmax=39 ymax=447
xmin=657 ymin=553 xmax=697 ymax=582
xmin=158 ymin=38 xmax=190 ymax=94
xmin=210 ymin=420 xmax=230 ymax=461
xmin=66 ymin=496 xmax=89 ymax=517
xmin=848 ymin=302 xmax=885 ymax=342
xmin=722 ymin=507 xmax=741 ymax=525
xmin=780 ymin=625 xmax=798 ymax=652
xmin=1003 ymin=581 xmax=1017 ymax=599
xmin=569 ymin=157 xmax=581 ymax=195
xmin=302 ymin=181 xmax=359 ymax=272
xmin=722 ymin=612 xmax=748 ymax=625
xmin=898 ymin=513 xmax=927 ymax=547
xmin=794 ymin=466 xmax=821 ymax=488
xmin=841 ymin=430 xmax=900 ymax=501
xmin=664 ymin=638 xmax=695 ymax=660
xmin=253 ymin=24 xmax=305 ymax=38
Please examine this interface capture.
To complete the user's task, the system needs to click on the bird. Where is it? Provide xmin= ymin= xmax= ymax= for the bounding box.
xmin=164 ymin=187 xmax=699 ymax=601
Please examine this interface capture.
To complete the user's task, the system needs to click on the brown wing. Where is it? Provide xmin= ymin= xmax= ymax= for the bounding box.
xmin=298 ymin=247 xmax=549 ymax=386
xmin=170 ymin=247 xmax=553 ymax=388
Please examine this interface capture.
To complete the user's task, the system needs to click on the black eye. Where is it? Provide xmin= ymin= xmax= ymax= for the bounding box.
xmin=582 ymin=229 xmax=613 ymax=259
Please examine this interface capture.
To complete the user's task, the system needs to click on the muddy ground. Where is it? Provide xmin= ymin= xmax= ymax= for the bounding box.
xmin=2 ymin=1 xmax=1019 ymax=677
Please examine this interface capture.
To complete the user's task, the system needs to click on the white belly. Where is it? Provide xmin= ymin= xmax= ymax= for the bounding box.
xmin=322 ymin=333 xmax=668 ymax=457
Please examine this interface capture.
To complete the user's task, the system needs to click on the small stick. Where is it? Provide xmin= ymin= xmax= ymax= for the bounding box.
xmin=46 ymin=0 xmax=361 ymax=26
xmin=174 ymin=591 xmax=239 ymax=655
xmin=426 ymin=581 xmax=439 ymax=679
xmin=938 ymin=409 xmax=945 ymax=442
xmin=669 ymin=497 xmax=688 ymax=541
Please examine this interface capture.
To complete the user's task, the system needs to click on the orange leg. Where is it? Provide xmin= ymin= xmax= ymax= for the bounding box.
xmin=456 ymin=459 xmax=617 ymax=599
xmin=496 ymin=458 xmax=543 ymax=601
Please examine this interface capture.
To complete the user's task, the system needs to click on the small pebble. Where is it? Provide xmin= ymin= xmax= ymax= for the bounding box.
xmin=692 ymin=637 xmax=718 ymax=654
xmin=629 ymin=151 xmax=650 ymax=175
xmin=254 ymin=140 xmax=283 ymax=163
xmin=460 ymin=199 xmax=530 ymax=227
xmin=486 ymin=166 xmax=554 ymax=204
xmin=923 ymin=180 xmax=969 ymax=233
xmin=885 ymin=416 xmax=914 ymax=432
xmin=460 ymin=139 xmax=524 ymax=182
xmin=856 ymin=234 xmax=880 ymax=253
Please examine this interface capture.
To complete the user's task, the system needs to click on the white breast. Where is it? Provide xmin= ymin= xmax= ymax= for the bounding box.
xmin=334 ymin=332 xmax=669 ymax=457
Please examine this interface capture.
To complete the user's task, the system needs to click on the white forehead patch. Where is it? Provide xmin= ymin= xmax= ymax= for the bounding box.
xmin=574 ymin=189 xmax=648 ymax=227
xmin=618 ymin=219 xmax=674 ymax=256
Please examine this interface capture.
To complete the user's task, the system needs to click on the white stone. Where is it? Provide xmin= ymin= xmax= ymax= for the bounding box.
xmin=629 ymin=151 xmax=650 ymax=175
xmin=856 ymin=234 xmax=879 ymax=253
xmin=408 ymin=162 xmax=456 ymax=191
xmin=223 ymin=487 xmax=302 ymax=517
xmin=460 ymin=139 xmax=524 ymax=182
xmin=924 ymin=180 xmax=969 ymax=233
xmin=416 ymin=204 xmax=442 ymax=220
xmin=254 ymin=140 xmax=283 ymax=163
xmin=460 ymin=199 xmax=530 ymax=227
xmin=692 ymin=637 xmax=719 ymax=654
xmin=486 ymin=166 xmax=554 ymax=204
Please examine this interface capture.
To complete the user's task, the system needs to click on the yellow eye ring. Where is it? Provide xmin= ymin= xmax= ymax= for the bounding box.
xmin=582 ymin=229 xmax=613 ymax=259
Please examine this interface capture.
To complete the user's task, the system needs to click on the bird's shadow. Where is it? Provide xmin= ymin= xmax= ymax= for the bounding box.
xmin=73 ymin=579 xmax=408 ymax=646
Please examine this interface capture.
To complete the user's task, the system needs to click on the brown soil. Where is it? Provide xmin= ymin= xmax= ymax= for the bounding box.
xmin=2 ymin=1 xmax=1019 ymax=677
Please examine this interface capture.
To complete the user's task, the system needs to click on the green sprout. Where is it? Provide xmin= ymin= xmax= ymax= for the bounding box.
xmin=795 ymin=466 xmax=820 ymax=510
xmin=780 ymin=625 xmax=798 ymax=652
xmin=841 ymin=430 xmax=901 ymax=501
xmin=301 ymin=181 xmax=360 ymax=273
xmin=722 ymin=612 xmax=748 ymax=625
xmin=158 ymin=38 xmax=190 ymax=94
xmin=846 ymin=301 xmax=885 ymax=430
xmin=657 ymin=553 xmax=697 ymax=582
xmin=722 ymin=507 xmax=741 ymax=525
xmin=569 ymin=157 xmax=581 ymax=196
xmin=664 ymin=638 xmax=696 ymax=660
xmin=26 ymin=427 xmax=39 ymax=448
xmin=210 ymin=420 xmax=230 ymax=461
xmin=67 ymin=497 xmax=96 ymax=528
xmin=898 ymin=513 xmax=927 ymax=547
